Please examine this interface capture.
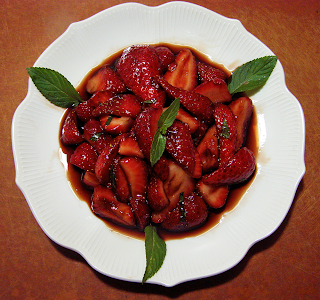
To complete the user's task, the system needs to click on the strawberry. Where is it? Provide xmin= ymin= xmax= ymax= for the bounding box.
xmin=219 ymin=137 xmax=236 ymax=165
xmin=95 ymin=138 xmax=120 ymax=184
xmin=112 ymin=156 xmax=131 ymax=203
xmin=70 ymin=142 xmax=97 ymax=172
xmin=74 ymin=99 xmax=95 ymax=122
xmin=92 ymin=94 xmax=141 ymax=118
xmin=116 ymin=45 xmax=166 ymax=107
xmin=192 ymin=120 xmax=208 ymax=146
xmin=193 ymin=78 xmax=232 ymax=103
xmin=120 ymin=157 xmax=150 ymax=230
xmin=83 ymin=119 xmax=112 ymax=154
xmin=61 ymin=109 xmax=83 ymax=145
xmin=203 ymin=147 xmax=256 ymax=185
xmin=82 ymin=171 xmax=100 ymax=189
xmin=197 ymin=61 xmax=228 ymax=82
xmin=100 ymin=115 xmax=134 ymax=135
xmin=166 ymin=120 xmax=202 ymax=178
xmin=229 ymin=96 xmax=253 ymax=150
xmin=118 ymin=134 xmax=144 ymax=158
xmin=91 ymin=185 xmax=135 ymax=227
xmin=160 ymin=192 xmax=208 ymax=231
xmin=196 ymin=124 xmax=219 ymax=173
xmin=89 ymin=90 xmax=114 ymax=107
xmin=155 ymin=46 xmax=175 ymax=72
xmin=197 ymin=181 xmax=229 ymax=208
xmin=156 ymin=76 xmax=215 ymax=123
xmin=86 ymin=65 xmax=127 ymax=94
xmin=163 ymin=48 xmax=197 ymax=91
xmin=147 ymin=173 xmax=169 ymax=211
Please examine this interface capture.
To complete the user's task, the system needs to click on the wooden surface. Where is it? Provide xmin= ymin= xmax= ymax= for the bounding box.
xmin=1 ymin=0 xmax=319 ymax=299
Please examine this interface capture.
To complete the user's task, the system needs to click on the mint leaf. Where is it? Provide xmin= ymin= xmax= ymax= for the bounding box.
xmin=90 ymin=132 xmax=103 ymax=141
xmin=26 ymin=67 xmax=83 ymax=108
xmin=228 ymin=56 xmax=278 ymax=94
xmin=158 ymin=97 xmax=180 ymax=129
xmin=221 ymin=119 xmax=230 ymax=139
xmin=142 ymin=225 xmax=166 ymax=284
xmin=150 ymin=129 xmax=167 ymax=167
xmin=104 ymin=115 xmax=113 ymax=126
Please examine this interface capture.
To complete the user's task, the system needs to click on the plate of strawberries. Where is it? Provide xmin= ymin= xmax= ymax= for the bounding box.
xmin=12 ymin=2 xmax=305 ymax=286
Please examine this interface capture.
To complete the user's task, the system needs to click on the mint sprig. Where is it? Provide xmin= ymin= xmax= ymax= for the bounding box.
xmin=150 ymin=97 xmax=180 ymax=166
xmin=26 ymin=67 xmax=83 ymax=108
xmin=143 ymin=225 xmax=166 ymax=283
xmin=228 ymin=56 xmax=278 ymax=94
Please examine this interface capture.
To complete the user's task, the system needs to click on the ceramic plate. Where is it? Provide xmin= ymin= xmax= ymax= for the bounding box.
xmin=12 ymin=2 xmax=305 ymax=286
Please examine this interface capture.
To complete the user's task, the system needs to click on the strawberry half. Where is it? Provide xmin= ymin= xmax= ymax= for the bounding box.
xmin=61 ymin=109 xmax=83 ymax=145
xmin=147 ymin=173 xmax=169 ymax=211
xmin=70 ymin=142 xmax=97 ymax=172
xmin=89 ymin=90 xmax=114 ymax=107
xmin=164 ymin=48 xmax=197 ymax=91
xmin=112 ymin=156 xmax=131 ymax=203
xmin=155 ymin=46 xmax=175 ymax=72
xmin=82 ymin=171 xmax=100 ymax=189
xmin=197 ymin=61 xmax=228 ymax=82
xmin=118 ymin=134 xmax=144 ymax=158
xmin=99 ymin=115 xmax=134 ymax=135
xmin=197 ymin=181 xmax=229 ymax=209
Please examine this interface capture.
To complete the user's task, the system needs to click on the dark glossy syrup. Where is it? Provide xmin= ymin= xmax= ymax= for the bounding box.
xmin=59 ymin=44 xmax=258 ymax=241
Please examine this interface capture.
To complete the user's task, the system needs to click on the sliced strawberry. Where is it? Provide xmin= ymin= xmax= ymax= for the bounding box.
xmin=160 ymin=192 xmax=208 ymax=231
xmin=95 ymin=138 xmax=119 ymax=184
xmin=92 ymin=94 xmax=141 ymax=118
xmin=74 ymin=99 xmax=95 ymax=122
xmin=89 ymin=90 xmax=114 ymax=107
xmin=197 ymin=181 xmax=229 ymax=208
xmin=214 ymin=103 xmax=237 ymax=144
xmin=196 ymin=124 xmax=219 ymax=173
xmin=219 ymin=137 xmax=236 ymax=165
xmin=192 ymin=120 xmax=208 ymax=146
xmin=118 ymin=134 xmax=144 ymax=158
xmin=86 ymin=65 xmax=127 ymax=94
xmin=194 ymin=78 xmax=232 ymax=103
xmin=116 ymin=45 xmax=166 ymax=107
xmin=61 ymin=109 xmax=83 ymax=145
xmin=100 ymin=115 xmax=134 ymax=135
xmin=197 ymin=61 xmax=228 ymax=82
xmin=147 ymin=173 xmax=169 ymax=211
xmin=91 ymin=185 xmax=135 ymax=227
xmin=112 ymin=157 xmax=131 ymax=203
xmin=203 ymin=147 xmax=256 ymax=185
xmin=155 ymin=46 xmax=175 ymax=72
xmin=166 ymin=120 xmax=201 ymax=178
xmin=229 ymin=96 xmax=253 ymax=150
xmin=70 ymin=142 xmax=97 ymax=172
xmin=156 ymin=76 xmax=215 ymax=123
xmin=164 ymin=48 xmax=197 ymax=91
xmin=82 ymin=171 xmax=100 ymax=189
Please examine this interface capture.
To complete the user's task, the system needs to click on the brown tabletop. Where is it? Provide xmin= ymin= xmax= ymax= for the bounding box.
xmin=1 ymin=0 xmax=319 ymax=299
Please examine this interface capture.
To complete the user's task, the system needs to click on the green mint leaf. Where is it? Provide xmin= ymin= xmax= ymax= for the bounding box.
xmin=228 ymin=56 xmax=278 ymax=94
xmin=26 ymin=67 xmax=82 ymax=108
xmin=142 ymin=225 xmax=166 ymax=284
xmin=150 ymin=129 xmax=167 ymax=167
xmin=221 ymin=119 xmax=230 ymax=139
xmin=90 ymin=132 xmax=103 ymax=141
xmin=105 ymin=115 xmax=113 ymax=126
xmin=144 ymin=99 xmax=156 ymax=104
xmin=157 ymin=97 xmax=180 ymax=129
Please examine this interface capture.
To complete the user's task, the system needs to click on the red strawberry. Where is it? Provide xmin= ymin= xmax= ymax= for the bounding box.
xmin=100 ymin=115 xmax=134 ymax=135
xmin=197 ymin=181 xmax=229 ymax=208
xmin=92 ymin=94 xmax=141 ymax=118
xmin=166 ymin=120 xmax=202 ymax=178
xmin=116 ymin=45 xmax=166 ymax=107
xmin=229 ymin=96 xmax=253 ymax=150
xmin=197 ymin=61 xmax=228 ymax=82
xmin=95 ymin=138 xmax=120 ymax=184
xmin=164 ymin=48 xmax=197 ymax=91
xmin=192 ymin=120 xmax=208 ymax=146
xmin=219 ymin=137 xmax=236 ymax=165
xmin=61 ymin=109 xmax=83 ymax=145
xmin=160 ymin=192 xmax=208 ymax=231
xmin=82 ymin=171 xmax=100 ymax=189
xmin=203 ymin=147 xmax=256 ymax=185
xmin=156 ymin=76 xmax=215 ymax=123
xmin=89 ymin=90 xmax=114 ymax=107
xmin=74 ymin=99 xmax=95 ymax=122
xmin=147 ymin=173 xmax=169 ymax=211
xmin=70 ymin=142 xmax=97 ymax=172
xmin=196 ymin=124 xmax=219 ymax=173
xmin=155 ymin=46 xmax=175 ymax=72
xmin=91 ymin=185 xmax=135 ymax=227
xmin=120 ymin=157 xmax=150 ymax=230
xmin=86 ymin=65 xmax=127 ymax=94
xmin=194 ymin=78 xmax=232 ymax=103
xmin=118 ymin=134 xmax=144 ymax=158
xmin=112 ymin=156 xmax=131 ymax=203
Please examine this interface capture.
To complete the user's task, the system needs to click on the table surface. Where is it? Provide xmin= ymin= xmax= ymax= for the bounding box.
xmin=1 ymin=0 xmax=319 ymax=299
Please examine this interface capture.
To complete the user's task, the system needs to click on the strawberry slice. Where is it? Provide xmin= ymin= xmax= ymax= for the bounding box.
xmin=197 ymin=181 xmax=229 ymax=208
xmin=160 ymin=192 xmax=208 ymax=231
xmin=203 ymin=147 xmax=256 ymax=185
xmin=74 ymin=99 xmax=95 ymax=122
xmin=147 ymin=173 xmax=169 ymax=211
xmin=70 ymin=142 xmax=97 ymax=172
xmin=197 ymin=61 xmax=228 ymax=82
xmin=116 ymin=45 xmax=166 ymax=107
xmin=118 ymin=134 xmax=144 ymax=158
xmin=112 ymin=156 xmax=131 ymax=203
xmin=86 ymin=65 xmax=127 ymax=94
xmin=89 ymin=90 xmax=114 ymax=107
xmin=61 ymin=109 xmax=83 ymax=145
xmin=82 ymin=171 xmax=100 ymax=189
xmin=164 ymin=48 xmax=197 ymax=91
xmin=120 ymin=157 xmax=150 ymax=230
xmin=156 ymin=76 xmax=215 ymax=123
xmin=166 ymin=120 xmax=202 ymax=178
xmin=91 ymin=185 xmax=135 ymax=227
xmin=100 ymin=115 xmax=134 ymax=135
xmin=229 ymin=96 xmax=253 ymax=150
xmin=194 ymin=78 xmax=232 ymax=103
xmin=92 ymin=94 xmax=141 ymax=118
xmin=155 ymin=46 xmax=175 ymax=72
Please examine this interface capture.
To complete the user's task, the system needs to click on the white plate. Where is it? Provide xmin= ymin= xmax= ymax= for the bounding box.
xmin=12 ymin=2 xmax=305 ymax=286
